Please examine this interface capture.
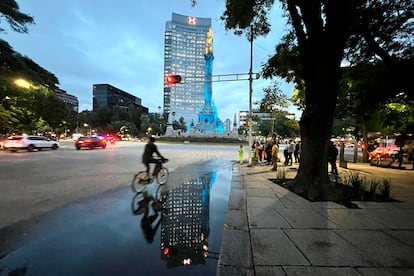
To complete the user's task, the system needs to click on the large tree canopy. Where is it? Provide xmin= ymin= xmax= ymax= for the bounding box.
xmin=0 ymin=3 xmax=67 ymax=134
xmin=0 ymin=39 xmax=59 ymax=90
xmin=221 ymin=0 xmax=413 ymax=199
xmin=0 ymin=0 xmax=34 ymax=33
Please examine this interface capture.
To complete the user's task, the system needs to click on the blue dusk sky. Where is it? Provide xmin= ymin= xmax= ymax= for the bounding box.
xmin=2 ymin=0 xmax=301 ymax=122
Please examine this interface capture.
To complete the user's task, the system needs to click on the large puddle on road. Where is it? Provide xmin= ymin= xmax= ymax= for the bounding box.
xmin=0 ymin=159 xmax=233 ymax=276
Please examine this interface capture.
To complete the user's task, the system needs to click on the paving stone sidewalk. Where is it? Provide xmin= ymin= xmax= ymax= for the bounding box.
xmin=217 ymin=161 xmax=414 ymax=276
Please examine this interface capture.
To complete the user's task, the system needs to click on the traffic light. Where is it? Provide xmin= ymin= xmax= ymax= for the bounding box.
xmin=165 ymin=74 xmax=182 ymax=85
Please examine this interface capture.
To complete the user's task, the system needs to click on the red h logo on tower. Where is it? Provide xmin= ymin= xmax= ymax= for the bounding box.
xmin=187 ymin=16 xmax=197 ymax=25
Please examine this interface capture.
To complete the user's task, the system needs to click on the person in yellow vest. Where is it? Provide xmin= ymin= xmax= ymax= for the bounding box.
xmin=238 ymin=144 xmax=244 ymax=165
xmin=271 ymin=141 xmax=279 ymax=171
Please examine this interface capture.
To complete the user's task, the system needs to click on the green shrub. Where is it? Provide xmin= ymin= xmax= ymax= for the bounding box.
xmin=341 ymin=172 xmax=392 ymax=201
xmin=276 ymin=169 xmax=287 ymax=180
xmin=368 ymin=180 xmax=380 ymax=198
xmin=380 ymin=179 xmax=392 ymax=200
xmin=344 ymin=172 xmax=365 ymax=199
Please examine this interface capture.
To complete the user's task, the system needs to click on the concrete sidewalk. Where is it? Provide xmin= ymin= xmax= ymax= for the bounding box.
xmin=217 ymin=161 xmax=414 ymax=275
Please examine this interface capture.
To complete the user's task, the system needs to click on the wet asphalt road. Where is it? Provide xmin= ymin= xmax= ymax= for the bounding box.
xmin=0 ymin=141 xmax=238 ymax=275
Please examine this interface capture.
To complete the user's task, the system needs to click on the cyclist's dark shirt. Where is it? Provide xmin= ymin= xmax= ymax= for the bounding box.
xmin=142 ymin=140 xmax=163 ymax=163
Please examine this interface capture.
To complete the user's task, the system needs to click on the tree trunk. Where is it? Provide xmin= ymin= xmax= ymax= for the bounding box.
xmin=289 ymin=49 xmax=341 ymax=200
xmin=282 ymin=0 xmax=354 ymax=200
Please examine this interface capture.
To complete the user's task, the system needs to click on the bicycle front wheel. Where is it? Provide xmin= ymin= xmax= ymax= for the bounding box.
xmin=132 ymin=171 xmax=148 ymax=193
xmin=156 ymin=167 xmax=169 ymax=185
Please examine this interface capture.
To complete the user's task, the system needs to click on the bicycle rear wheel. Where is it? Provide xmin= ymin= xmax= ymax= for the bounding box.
xmin=156 ymin=167 xmax=169 ymax=185
xmin=132 ymin=171 xmax=148 ymax=193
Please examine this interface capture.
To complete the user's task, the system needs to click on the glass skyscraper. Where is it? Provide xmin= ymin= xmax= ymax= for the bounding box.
xmin=92 ymin=84 xmax=148 ymax=113
xmin=164 ymin=13 xmax=212 ymax=126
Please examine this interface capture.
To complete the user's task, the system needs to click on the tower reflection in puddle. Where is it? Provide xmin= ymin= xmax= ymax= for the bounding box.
xmin=161 ymin=171 xmax=216 ymax=268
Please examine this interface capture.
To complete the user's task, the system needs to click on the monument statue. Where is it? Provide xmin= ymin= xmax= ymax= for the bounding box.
xmin=204 ymin=28 xmax=213 ymax=110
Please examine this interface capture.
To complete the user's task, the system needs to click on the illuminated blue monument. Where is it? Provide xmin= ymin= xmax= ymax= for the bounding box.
xmin=191 ymin=27 xmax=224 ymax=134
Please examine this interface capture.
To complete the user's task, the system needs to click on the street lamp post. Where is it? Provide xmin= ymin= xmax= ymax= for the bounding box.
xmin=158 ymin=106 xmax=163 ymax=135
xmin=84 ymin=123 xmax=91 ymax=136
xmin=247 ymin=25 xmax=254 ymax=167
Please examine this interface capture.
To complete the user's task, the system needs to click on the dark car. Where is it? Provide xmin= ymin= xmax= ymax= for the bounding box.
xmin=98 ymin=134 xmax=117 ymax=144
xmin=75 ymin=136 xmax=107 ymax=150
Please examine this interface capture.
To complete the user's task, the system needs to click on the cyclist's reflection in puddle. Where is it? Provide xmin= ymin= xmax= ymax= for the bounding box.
xmin=131 ymin=186 xmax=169 ymax=243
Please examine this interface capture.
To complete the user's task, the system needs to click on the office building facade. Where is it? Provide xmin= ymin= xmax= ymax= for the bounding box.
xmin=164 ymin=13 xmax=212 ymax=125
xmin=54 ymin=88 xmax=79 ymax=113
xmin=92 ymin=84 xmax=148 ymax=113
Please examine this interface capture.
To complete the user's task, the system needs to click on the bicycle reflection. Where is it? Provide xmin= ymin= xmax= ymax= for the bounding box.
xmin=131 ymin=186 xmax=169 ymax=243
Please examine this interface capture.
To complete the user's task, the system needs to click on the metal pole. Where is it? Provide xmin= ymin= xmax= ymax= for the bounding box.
xmin=248 ymin=26 xmax=254 ymax=167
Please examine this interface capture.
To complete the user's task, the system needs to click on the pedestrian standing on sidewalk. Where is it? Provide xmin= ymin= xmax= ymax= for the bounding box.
xmin=264 ymin=137 xmax=273 ymax=165
xmin=238 ymin=144 xmax=244 ymax=165
xmin=283 ymin=146 xmax=289 ymax=165
xmin=294 ymin=141 xmax=301 ymax=163
xmin=328 ymin=141 xmax=339 ymax=174
xmin=271 ymin=141 xmax=279 ymax=171
xmin=258 ymin=141 xmax=265 ymax=163
xmin=287 ymin=139 xmax=294 ymax=165
xmin=254 ymin=141 xmax=260 ymax=162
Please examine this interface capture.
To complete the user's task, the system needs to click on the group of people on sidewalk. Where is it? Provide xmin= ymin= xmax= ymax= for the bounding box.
xmin=282 ymin=139 xmax=301 ymax=166
xmin=239 ymin=136 xmax=338 ymax=175
xmin=239 ymin=136 xmax=302 ymax=172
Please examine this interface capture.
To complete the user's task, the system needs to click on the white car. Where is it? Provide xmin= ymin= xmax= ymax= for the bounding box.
xmin=4 ymin=135 xmax=59 ymax=152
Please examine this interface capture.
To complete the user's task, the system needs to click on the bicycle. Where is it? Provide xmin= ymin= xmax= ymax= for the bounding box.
xmin=131 ymin=185 xmax=169 ymax=243
xmin=131 ymin=184 xmax=169 ymax=216
xmin=132 ymin=158 xmax=169 ymax=193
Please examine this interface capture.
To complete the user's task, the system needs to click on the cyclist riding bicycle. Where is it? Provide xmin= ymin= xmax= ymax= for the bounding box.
xmin=142 ymin=136 xmax=167 ymax=179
